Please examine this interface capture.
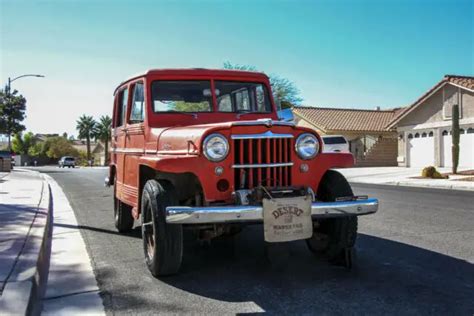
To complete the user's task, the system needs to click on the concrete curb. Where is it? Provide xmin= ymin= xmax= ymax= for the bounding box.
xmin=350 ymin=180 xmax=474 ymax=191
xmin=0 ymin=171 xmax=53 ymax=316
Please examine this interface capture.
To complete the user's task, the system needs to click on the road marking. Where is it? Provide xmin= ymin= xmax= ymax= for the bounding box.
xmin=42 ymin=174 xmax=105 ymax=315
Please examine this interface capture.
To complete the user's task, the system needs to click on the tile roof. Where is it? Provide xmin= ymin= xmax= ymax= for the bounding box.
xmin=293 ymin=106 xmax=401 ymax=132
xmin=446 ymin=75 xmax=474 ymax=90
xmin=387 ymin=74 xmax=474 ymax=128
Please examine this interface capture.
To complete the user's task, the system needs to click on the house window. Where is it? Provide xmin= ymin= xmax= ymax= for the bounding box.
xmin=428 ymin=131 xmax=434 ymax=137
xmin=467 ymin=128 xmax=474 ymax=134
xmin=460 ymin=129 xmax=465 ymax=134
xmin=408 ymin=133 xmax=413 ymax=139
xmin=414 ymin=133 xmax=420 ymax=138
xmin=442 ymin=130 xmax=448 ymax=136
xmin=421 ymin=132 xmax=427 ymax=138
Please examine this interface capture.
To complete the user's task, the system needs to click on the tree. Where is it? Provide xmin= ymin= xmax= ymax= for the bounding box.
xmin=452 ymin=104 xmax=460 ymax=174
xmin=223 ymin=62 xmax=303 ymax=109
xmin=95 ymin=115 xmax=112 ymax=166
xmin=0 ymin=88 xmax=27 ymax=150
xmin=45 ymin=136 xmax=79 ymax=159
xmin=12 ymin=132 xmax=36 ymax=155
xmin=76 ymin=115 xmax=97 ymax=162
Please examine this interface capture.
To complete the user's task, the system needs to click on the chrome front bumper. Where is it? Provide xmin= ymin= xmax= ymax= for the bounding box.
xmin=166 ymin=198 xmax=378 ymax=224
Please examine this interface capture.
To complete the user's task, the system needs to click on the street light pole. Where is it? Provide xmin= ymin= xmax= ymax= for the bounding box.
xmin=4 ymin=74 xmax=45 ymax=150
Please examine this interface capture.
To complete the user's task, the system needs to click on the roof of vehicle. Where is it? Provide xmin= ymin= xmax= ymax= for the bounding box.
xmin=114 ymin=68 xmax=269 ymax=94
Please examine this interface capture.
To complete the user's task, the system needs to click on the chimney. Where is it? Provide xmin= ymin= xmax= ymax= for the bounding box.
xmin=375 ymin=106 xmax=380 ymax=111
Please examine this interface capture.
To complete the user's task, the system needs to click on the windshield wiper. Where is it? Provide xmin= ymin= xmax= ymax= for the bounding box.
xmin=168 ymin=110 xmax=198 ymax=119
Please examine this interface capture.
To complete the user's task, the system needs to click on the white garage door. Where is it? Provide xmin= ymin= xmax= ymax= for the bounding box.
xmin=443 ymin=128 xmax=474 ymax=168
xmin=409 ymin=134 xmax=435 ymax=167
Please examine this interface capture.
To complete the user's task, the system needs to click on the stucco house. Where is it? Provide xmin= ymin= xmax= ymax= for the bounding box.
xmin=293 ymin=106 xmax=403 ymax=166
xmin=388 ymin=75 xmax=474 ymax=168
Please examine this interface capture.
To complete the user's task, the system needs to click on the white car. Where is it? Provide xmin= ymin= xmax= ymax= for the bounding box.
xmin=321 ymin=135 xmax=350 ymax=153
xmin=59 ymin=156 xmax=76 ymax=168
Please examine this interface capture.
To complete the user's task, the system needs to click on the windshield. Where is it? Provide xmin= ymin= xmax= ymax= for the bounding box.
xmin=215 ymin=81 xmax=271 ymax=113
xmin=152 ymin=81 xmax=212 ymax=113
xmin=323 ymin=136 xmax=347 ymax=144
xmin=150 ymin=80 xmax=272 ymax=113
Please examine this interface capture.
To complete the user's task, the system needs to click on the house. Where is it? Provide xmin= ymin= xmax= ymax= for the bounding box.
xmin=293 ymin=106 xmax=403 ymax=166
xmin=72 ymin=140 xmax=107 ymax=165
xmin=388 ymin=75 xmax=474 ymax=168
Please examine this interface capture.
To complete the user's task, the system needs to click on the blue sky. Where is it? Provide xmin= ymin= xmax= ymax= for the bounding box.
xmin=1 ymin=0 xmax=473 ymax=136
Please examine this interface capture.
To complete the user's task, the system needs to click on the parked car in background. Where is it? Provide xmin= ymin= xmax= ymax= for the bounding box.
xmin=322 ymin=135 xmax=350 ymax=153
xmin=59 ymin=156 xmax=76 ymax=168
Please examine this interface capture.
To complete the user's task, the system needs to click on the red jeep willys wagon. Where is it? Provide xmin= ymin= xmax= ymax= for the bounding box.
xmin=106 ymin=68 xmax=378 ymax=276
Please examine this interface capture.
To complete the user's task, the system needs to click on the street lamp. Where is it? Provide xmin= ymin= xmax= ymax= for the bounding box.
xmin=3 ymin=74 xmax=45 ymax=150
xmin=6 ymin=74 xmax=45 ymax=95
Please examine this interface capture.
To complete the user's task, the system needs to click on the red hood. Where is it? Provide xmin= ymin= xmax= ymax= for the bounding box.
xmin=152 ymin=120 xmax=314 ymax=155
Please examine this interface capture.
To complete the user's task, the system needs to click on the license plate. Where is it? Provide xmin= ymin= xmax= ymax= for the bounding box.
xmin=263 ymin=195 xmax=313 ymax=243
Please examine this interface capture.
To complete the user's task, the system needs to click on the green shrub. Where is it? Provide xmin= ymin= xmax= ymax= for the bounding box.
xmin=421 ymin=166 xmax=448 ymax=179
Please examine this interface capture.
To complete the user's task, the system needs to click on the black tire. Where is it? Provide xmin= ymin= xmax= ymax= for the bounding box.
xmin=306 ymin=170 xmax=358 ymax=261
xmin=114 ymin=180 xmax=134 ymax=233
xmin=141 ymin=179 xmax=183 ymax=277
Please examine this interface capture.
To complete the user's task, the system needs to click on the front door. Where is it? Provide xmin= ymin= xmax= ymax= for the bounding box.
xmin=123 ymin=81 xmax=146 ymax=216
xmin=114 ymin=87 xmax=129 ymax=201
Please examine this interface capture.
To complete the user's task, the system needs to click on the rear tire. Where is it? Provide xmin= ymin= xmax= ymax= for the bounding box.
xmin=141 ymin=180 xmax=183 ymax=277
xmin=306 ymin=170 xmax=358 ymax=262
xmin=114 ymin=180 xmax=134 ymax=233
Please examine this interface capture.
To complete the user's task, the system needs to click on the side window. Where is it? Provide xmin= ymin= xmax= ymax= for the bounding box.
xmin=130 ymin=82 xmax=145 ymax=123
xmin=117 ymin=88 xmax=129 ymax=127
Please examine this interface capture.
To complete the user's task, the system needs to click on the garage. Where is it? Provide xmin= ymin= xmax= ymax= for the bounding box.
xmin=389 ymin=75 xmax=474 ymax=168
xmin=442 ymin=128 xmax=474 ymax=168
xmin=408 ymin=132 xmax=435 ymax=167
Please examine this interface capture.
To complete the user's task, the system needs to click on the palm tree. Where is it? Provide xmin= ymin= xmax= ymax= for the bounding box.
xmin=76 ymin=115 xmax=97 ymax=163
xmin=96 ymin=115 xmax=112 ymax=166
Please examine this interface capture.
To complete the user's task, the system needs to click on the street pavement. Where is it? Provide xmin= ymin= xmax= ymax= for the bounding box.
xmin=32 ymin=166 xmax=474 ymax=315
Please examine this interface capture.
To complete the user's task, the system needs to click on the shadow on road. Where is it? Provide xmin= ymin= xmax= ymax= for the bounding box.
xmin=53 ymin=223 xmax=142 ymax=239
xmin=156 ymin=230 xmax=474 ymax=314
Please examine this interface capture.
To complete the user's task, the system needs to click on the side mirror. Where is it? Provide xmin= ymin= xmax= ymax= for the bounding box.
xmin=277 ymin=108 xmax=294 ymax=122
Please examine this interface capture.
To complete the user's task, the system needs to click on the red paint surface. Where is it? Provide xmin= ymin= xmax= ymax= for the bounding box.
xmin=110 ymin=69 xmax=354 ymax=218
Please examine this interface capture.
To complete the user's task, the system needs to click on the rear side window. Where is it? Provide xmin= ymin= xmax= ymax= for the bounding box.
xmin=130 ymin=82 xmax=145 ymax=123
xmin=117 ymin=88 xmax=129 ymax=127
xmin=323 ymin=137 xmax=347 ymax=145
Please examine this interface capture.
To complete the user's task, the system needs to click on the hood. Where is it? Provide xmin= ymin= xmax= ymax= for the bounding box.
xmin=153 ymin=119 xmax=298 ymax=155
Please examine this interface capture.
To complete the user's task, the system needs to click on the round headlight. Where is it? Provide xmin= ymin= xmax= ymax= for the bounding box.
xmin=203 ymin=133 xmax=229 ymax=162
xmin=295 ymin=133 xmax=319 ymax=159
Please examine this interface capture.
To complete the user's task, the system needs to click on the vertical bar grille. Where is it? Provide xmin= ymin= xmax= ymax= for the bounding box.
xmin=233 ymin=136 xmax=292 ymax=189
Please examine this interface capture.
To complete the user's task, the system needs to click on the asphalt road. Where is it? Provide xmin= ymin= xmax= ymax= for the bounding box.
xmin=33 ymin=166 xmax=474 ymax=315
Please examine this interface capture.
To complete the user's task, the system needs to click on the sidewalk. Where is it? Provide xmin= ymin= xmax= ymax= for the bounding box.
xmin=337 ymin=167 xmax=474 ymax=191
xmin=0 ymin=169 xmax=105 ymax=315
xmin=0 ymin=169 xmax=52 ymax=315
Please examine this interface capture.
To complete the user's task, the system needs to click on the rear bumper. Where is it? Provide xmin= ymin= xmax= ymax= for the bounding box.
xmin=166 ymin=198 xmax=378 ymax=224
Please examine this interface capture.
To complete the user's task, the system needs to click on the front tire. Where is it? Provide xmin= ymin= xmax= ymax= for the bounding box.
xmin=306 ymin=170 xmax=358 ymax=262
xmin=141 ymin=180 xmax=183 ymax=277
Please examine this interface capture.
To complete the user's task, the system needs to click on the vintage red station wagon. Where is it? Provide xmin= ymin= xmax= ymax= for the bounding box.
xmin=106 ymin=68 xmax=378 ymax=276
